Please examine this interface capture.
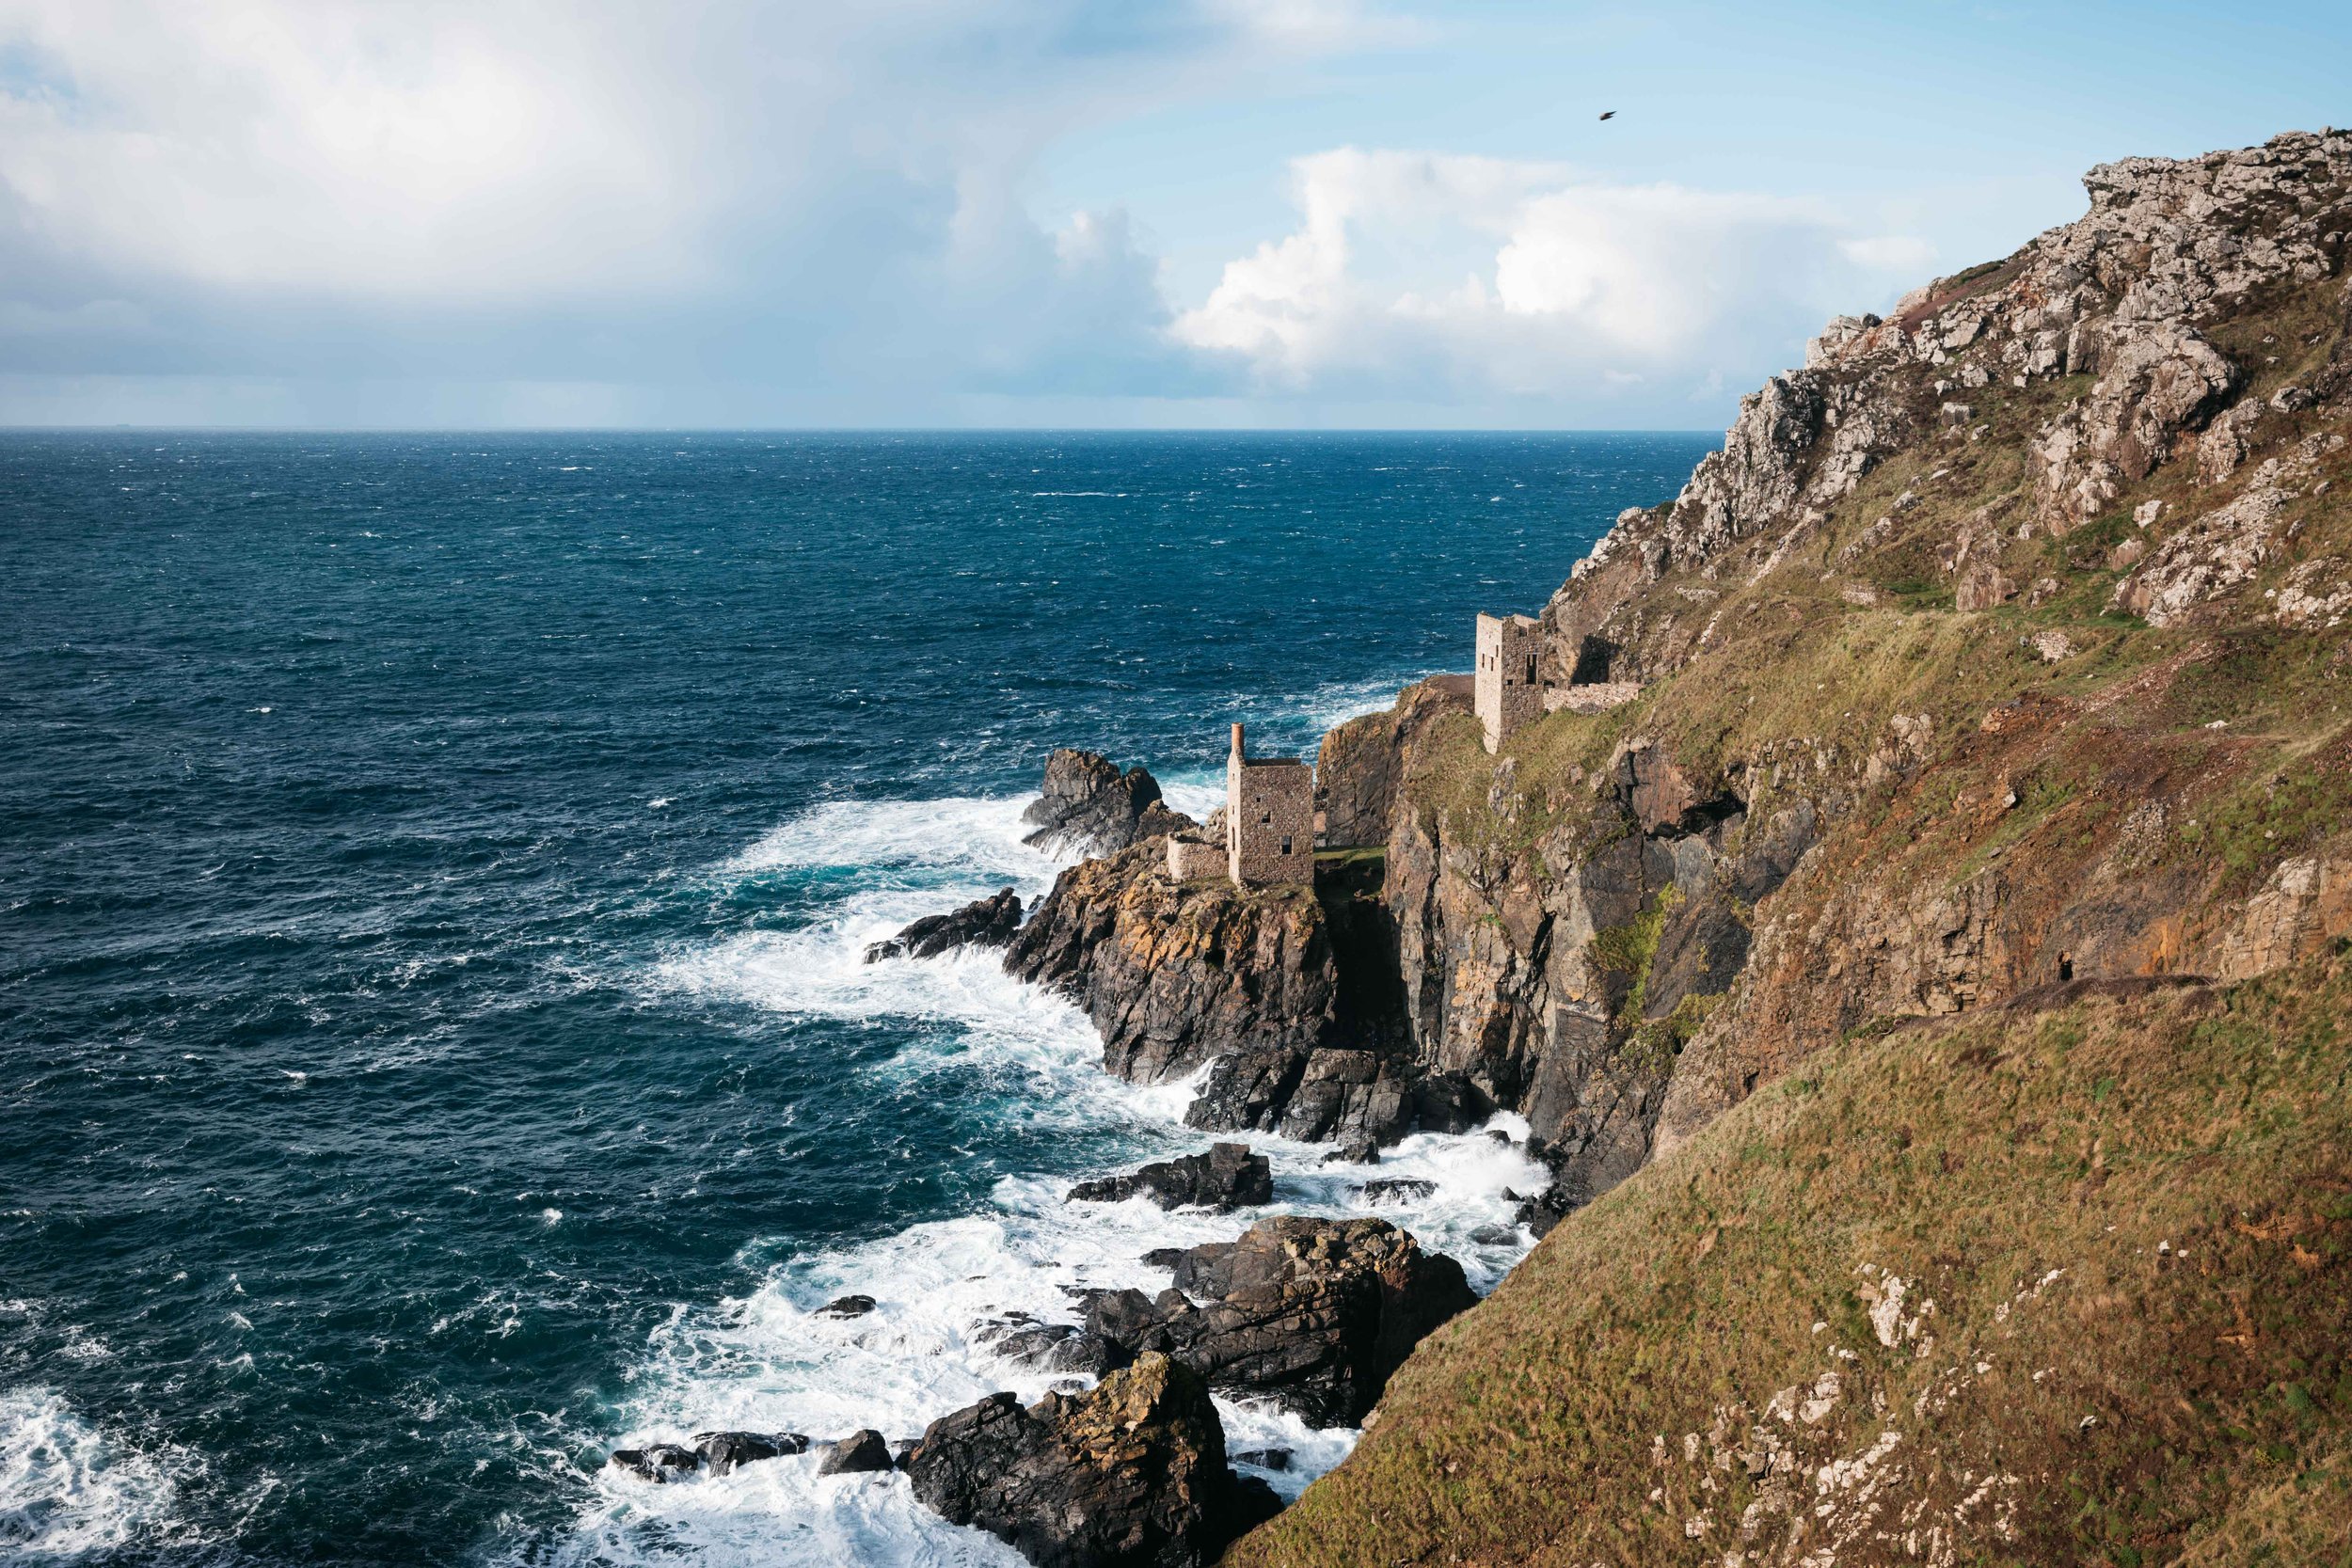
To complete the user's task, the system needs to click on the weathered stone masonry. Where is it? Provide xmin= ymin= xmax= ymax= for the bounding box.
xmin=1474 ymin=611 xmax=1541 ymax=752
xmin=1225 ymin=722 xmax=1313 ymax=887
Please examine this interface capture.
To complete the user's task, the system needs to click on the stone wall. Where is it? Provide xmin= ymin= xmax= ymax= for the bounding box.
xmin=1166 ymin=832 xmax=1226 ymax=881
xmin=1228 ymin=758 xmax=1314 ymax=886
xmin=1474 ymin=611 xmax=1542 ymax=752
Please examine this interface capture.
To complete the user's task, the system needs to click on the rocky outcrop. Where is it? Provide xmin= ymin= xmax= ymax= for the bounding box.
xmin=1003 ymin=843 xmax=1338 ymax=1085
xmin=865 ymin=887 xmax=1024 ymax=962
xmin=1077 ymin=1215 xmax=1474 ymax=1426
xmin=818 ymin=1429 xmax=894 ymax=1476
xmin=607 ymin=1430 xmax=813 ymax=1481
xmin=1315 ymin=676 xmax=1472 ymax=847
xmin=2031 ymin=323 xmax=2240 ymax=527
xmin=1068 ymin=1143 xmax=1273 ymax=1211
xmin=1022 ymin=750 xmax=1195 ymax=858
xmin=907 ymin=1354 xmax=1280 ymax=1568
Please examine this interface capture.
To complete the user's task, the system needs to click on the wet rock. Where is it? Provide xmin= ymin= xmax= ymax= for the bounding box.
xmin=1470 ymin=1224 xmax=1520 ymax=1246
xmin=1322 ymin=1139 xmax=1379 ymax=1165
xmin=818 ymin=1428 xmax=895 ymax=1476
xmin=1021 ymin=750 xmax=1196 ymax=860
xmin=608 ymin=1443 xmax=701 ymax=1482
xmin=1068 ymin=1143 xmax=1273 ymax=1211
xmin=1085 ymin=1216 xmax=1475 ymax=1427
xmin=1140 ymin=1247 xmax=1187 ymax=1269
xmin=978 ymin=1318 xmax=1130 ymax=1376
xmin=865 ymin=888 xmax=1023 ymax=962
xmin=908 ymin=1354 xmax=1281 ymax=1568
xmin=818 ymin=1294 xmax=877 ymax=1319
xmin=692 ymin=1431 xmax=809 ymax=1475
xmin=1359 ymin=1178 xmax=1436 ymax=1206
xmin=1232 ymin=1448 xmax=1292 ymax=1471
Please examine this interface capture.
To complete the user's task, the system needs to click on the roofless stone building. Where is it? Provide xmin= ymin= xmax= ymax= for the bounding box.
xmin=1165 ymin=722 xmax=1314 ymax=887
xmin=1475 ymin=611 xmax=1541 ymax=752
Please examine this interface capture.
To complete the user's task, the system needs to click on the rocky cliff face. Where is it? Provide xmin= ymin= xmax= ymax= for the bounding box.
xmin=1340 ymin=131 xmax=2352 ymax=1217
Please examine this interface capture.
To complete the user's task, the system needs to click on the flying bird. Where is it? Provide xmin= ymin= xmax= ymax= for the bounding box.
xmin=1598 ymin=110 xmax=1616 ymax=120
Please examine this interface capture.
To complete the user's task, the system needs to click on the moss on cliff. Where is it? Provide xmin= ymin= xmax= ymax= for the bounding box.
xmin=1227 ymin=953 xmax=2352 ymax=1567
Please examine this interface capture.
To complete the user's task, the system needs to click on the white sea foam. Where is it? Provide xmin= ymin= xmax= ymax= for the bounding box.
xmin=0 ymin=1386 xmax=196 ymax=1557
xmin=571 ymin=794 xmax=1548 ymax=1565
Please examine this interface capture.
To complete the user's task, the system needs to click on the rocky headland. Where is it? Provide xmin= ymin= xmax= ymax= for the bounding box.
xmin=627 ymin=131 xmax=2352 ymax=1564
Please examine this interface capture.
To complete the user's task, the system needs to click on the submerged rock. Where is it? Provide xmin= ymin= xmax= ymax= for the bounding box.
xmin=865 ymin=887 xmax=1023 ymax=962
xmin=1021 ymin=750 xmax=1196 ymax=860
xmin=607 ymin=1443 xmax=701 ymax=1482
xmin=907 ymin=1353 xmax=1280 ymax=1568
xmin=1359 ymin=1177 xmax=1436 ymax=1205
xmin=818 ymin=1293 xmax=878 ymax=1318
xmin=1067 ymin=1143 xmax=1273 ymax=1211
xmin=692 ymin=1430 xmax=809 ymax=1475
xmin=1081 ymin=1215 xmax=1475 ymax=1427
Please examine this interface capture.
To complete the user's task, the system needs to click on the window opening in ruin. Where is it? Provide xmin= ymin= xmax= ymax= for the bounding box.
xmin=1279 ymin=836 xmax=1292 ymax=855
xmin=1525 ymin=654 xmax=1537 ymax=684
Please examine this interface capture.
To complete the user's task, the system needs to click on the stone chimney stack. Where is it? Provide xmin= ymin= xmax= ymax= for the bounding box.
xmin=1230 ymin=722 xmax=1245 ymax=762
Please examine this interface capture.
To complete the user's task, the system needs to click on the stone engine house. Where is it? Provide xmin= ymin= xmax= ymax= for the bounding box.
xmin=1475 ymin=611 xmax=1542 ymax=752
xmin=1168 ymin=722 xmax=1314 ymax=887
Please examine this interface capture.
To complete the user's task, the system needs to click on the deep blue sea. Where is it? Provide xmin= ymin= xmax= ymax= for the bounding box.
xmin=0 ymin=430 xmax=1712 ymax=1566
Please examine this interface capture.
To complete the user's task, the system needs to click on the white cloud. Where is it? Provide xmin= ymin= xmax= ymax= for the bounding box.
xmin=1173 ymin=149 xmax=1934 ymax=412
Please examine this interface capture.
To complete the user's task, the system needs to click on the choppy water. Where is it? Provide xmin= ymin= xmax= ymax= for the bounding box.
xmin=0 ymin=430 xmax=1712 ymax=1565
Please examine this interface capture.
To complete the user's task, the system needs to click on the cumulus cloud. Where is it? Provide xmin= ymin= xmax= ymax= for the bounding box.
xmin=1173 ymin=149 xmax=1934 ymax=417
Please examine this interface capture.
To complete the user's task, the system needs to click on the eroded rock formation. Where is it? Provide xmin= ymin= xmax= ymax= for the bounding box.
xmin=1022 ymin=749 xmax=1196 ymax=858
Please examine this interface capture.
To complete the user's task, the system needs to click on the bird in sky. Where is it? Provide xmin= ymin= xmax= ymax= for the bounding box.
xmin=1598 ymin=110 xmax=1616 ymax=120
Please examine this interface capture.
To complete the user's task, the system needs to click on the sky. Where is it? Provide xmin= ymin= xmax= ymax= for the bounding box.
xmin=0 ymin=0 xmax=2344 ymax=430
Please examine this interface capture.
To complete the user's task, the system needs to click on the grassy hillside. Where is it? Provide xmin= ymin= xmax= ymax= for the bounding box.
xmin=1228 ymin=953 xmax=2352 ymax=1566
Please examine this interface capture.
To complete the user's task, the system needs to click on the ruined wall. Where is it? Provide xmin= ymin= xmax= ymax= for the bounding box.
xmin=1474 ymin=612 xmax=1542 ymax=752
xmin=1228 ymin=760 xmax=1313 ymax=885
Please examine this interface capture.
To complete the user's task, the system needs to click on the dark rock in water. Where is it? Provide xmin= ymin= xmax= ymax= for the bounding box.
xmin=1020 ymin=750 xmax=1197 ymax=860
xmin=977 ymin=1318 xmax=1130 ymax=1376
xmin=608 ymin=1443 xmax=701 ymax=1482
xmin=1486 ymin=1129 xmax=1514 ymax=1146
xmin=1068 ymin=1143 xmax=1273 ymax=1212
xmin=907 ymin=1353 xmax=1281 ymax=1568
xmin=1514 ymin=1181 xmax=1574 ymax=1239
xmin=691 ymin=1431 xmax=809 ymax=1475
xmin=818 ymin=1428 xmax=895 ymax=1476
xmin=819 ymin=1293 xmax=877 ymax=1318
xmin=1470 ymin=1224 xmax=1520 ymax=1246
xmin=1322 ymin=1139 xmax=1379 ymax=1166
xmin=1082 ymin=1215 xmax=1475 ymax=1427
xmin=892 ymin=1437 xmax=922 ymax=1472
xmin=1360 ymin=1177 xmax=1436 ymax=1205
xmin=1231 ymin=1447 xmax=1292 ymax=1472
xmin=865 ymin=888 xmax=1024 ymax=963
xmin=1409 ymin=1072 xmax=1495 ymax=1135
xmin=1140 ymin=1247 xmax=1187 ymax=1269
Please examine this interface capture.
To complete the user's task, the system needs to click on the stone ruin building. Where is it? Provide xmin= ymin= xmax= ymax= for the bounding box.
xmin=1475 ymin=611 xmax=1542 ymax=752
xmin=1165 ymin=722 xmax=1314 ymax=888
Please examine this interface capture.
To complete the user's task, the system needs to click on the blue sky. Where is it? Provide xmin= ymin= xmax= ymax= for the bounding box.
xmin=0 ymin=0 xmax=2344 ymax=429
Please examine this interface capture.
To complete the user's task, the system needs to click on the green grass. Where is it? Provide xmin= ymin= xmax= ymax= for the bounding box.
xmin=1229 ymin=953 xmax=2352 ymax=1567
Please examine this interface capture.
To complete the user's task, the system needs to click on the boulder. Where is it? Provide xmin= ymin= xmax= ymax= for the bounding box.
xmin=818 ymin=1428 xmax=895 ymax=1476
xmin=818 ymin=1293 xmax=877 ymax=1318
xmin=907 ymin=1354 xmax=1281 ymax=1568
xmin=1140 ymin=1247 xmax=1188 ymax=1268
xmin=1022 ymin=750 xmax=1196 ymax=860
xmin=692 ymin=1430 xmax=809 ymax=1475
xmin=607 ymin=1443 xmax=701 ymax=1482
xmin=976 ymin=1316 xmax=1129 ymax=1376
xmin=1359 ymin=1178 xmax=1436 ymax=1205
xmin=865 ymin=888 xmax=1024 ymax=963
xmin=1068 ymin=1144 xmax=1273 ymax=1211
xmin=1082 ymin=1216 xmax=1476 ymax=1427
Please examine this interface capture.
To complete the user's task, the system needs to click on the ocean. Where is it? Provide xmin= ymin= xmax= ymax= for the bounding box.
xmin=0 ymin=430 xmax=1713 ymax=1566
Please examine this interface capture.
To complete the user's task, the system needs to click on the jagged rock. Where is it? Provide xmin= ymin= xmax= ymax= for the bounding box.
xmin=608 ymin=1443 xmax=701 ymax=1482
xmin=2031 ymin=323 xmax=2240 ymax=527
xmin=1315 ymin=676 xmax=1474 ymax=847
xmin=1232 ymin=1448 xmax=1291 ymax=1471
xmin=907 ymin=1354 xmax=1281 ymax=1568
xmin=818 ymin=1429 xmax=894 ymax=1476
xmin=818 ymin=1293 xmax=877 ymax=1318
xmin=1322 ymin=1139 xmax=1379 ymax=1165
xmin=976 ymin=1318 xmax=1129 ymax=1375
xmin=1359 ymin=1178 xmax=1436 ymax=1205
xmin=1004 ymin=843 xmax=1337 ymax=1085
xmin=2114 ymin=457 xmax=2298 ymax=625
xmin=1082 ymin=1216 xmax=1475 ymax=1426
xmin=1141 ymin=1247 xmax=1187 ymax=1268
xmin=1068 ymin=1143 xmax=1273 ymax=1211
xmin=692 ymin=1431 xmax=810 ymax=1475
xmin=1021 ymin=750 xmax=1196 ymax=859
xmin=865 ymin=887 xmax=1024 ymax=962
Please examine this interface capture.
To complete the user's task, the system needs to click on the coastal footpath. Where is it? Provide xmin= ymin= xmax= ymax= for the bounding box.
xmin=1017 ymin=131 xmax=2352 ymax=1563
